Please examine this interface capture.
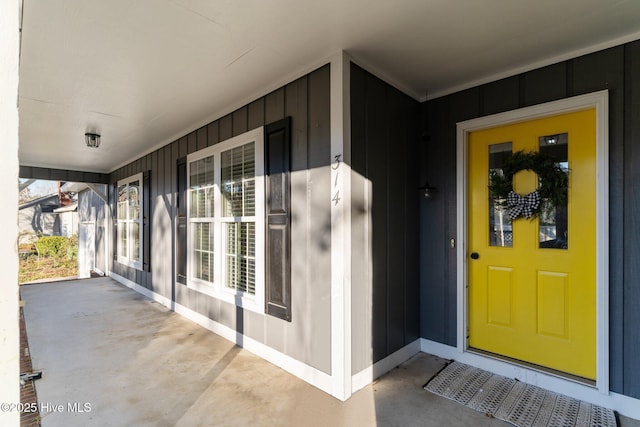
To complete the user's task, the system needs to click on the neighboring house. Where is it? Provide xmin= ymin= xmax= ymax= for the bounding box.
xmin=61 ymin=182 xmax=109 ymax=278
xmin=18 ymin=193 xmax=60 ymax=243
xmin=18 ymin=184 xmax=81 ymax=242
xmin=15 ymin=8 xmax=640 ymax=421
xmin=18 ymin=181 xmax=107 ymax=280
xmin=53 ymin=202 xmax=78 ymax=237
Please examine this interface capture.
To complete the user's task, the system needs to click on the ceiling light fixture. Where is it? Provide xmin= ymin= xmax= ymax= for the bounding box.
xmin=85 ymin=132 xmax=101 ymax=148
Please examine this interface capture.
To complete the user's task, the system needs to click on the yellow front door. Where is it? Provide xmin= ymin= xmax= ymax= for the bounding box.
xmin=468 ymin=109 xmax=596 ymax=380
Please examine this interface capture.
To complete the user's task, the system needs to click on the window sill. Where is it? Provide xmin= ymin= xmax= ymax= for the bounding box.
xmin=187 ymin=278 xmax=264 ymax=315
xmin=117 ymin=257 xmax=143 ymax=271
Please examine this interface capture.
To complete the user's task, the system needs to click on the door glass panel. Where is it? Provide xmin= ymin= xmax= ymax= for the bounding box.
xmin=538 ymin=133 xmax=569 ymax=249
xmin=489 ymin=142 xmax=513 ymax=247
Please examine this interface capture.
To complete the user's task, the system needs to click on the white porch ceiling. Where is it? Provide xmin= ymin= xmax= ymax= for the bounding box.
xmin=18 ymin=0 xmax=640 ymax=173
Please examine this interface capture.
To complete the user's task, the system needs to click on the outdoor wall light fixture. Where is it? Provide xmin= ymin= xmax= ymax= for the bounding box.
xmin=85 ymin=132 xmax=101 ymax=148
xmin=419 ymin=181 xmax=437 ymax=198
xmin=544 ymin=135 xmax=559 ymax=145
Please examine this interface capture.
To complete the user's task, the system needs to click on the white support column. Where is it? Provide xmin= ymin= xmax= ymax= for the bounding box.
xmin=104 ymin=187 xmax=111 ymax=277
xmin=0 ymin=0 xmax=21 ymax=426
xmin=330 ymin=51 xmax=352 ymax=400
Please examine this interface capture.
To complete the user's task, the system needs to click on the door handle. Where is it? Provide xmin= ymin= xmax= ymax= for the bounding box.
xmin=470 ymin=252 xmax=480 ymax=260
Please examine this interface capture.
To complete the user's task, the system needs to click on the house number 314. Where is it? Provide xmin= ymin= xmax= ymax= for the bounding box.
xmin=332 ymin=154 xmax=342 ymax=206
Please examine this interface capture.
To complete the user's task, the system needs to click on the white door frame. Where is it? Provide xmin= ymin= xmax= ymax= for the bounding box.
xmin=79 ymin=221 xmax=96 ymax=279
xmin=455 ymin=90 xmax=609 ymax=393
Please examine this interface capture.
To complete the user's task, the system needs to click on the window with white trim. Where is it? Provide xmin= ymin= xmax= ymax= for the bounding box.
xmin=117 ymin=173 xmax=143 ymax=270
xmin=187 ymin=128 xmax=264 ymax=313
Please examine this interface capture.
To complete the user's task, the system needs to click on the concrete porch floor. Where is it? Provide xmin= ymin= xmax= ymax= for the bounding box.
xmin=21 ymin=278 xmax=640 ymax=427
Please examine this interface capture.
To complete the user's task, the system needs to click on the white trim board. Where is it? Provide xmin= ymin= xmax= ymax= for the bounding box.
xmin=347 ymin=53 xmax=422 ymax=101
xmin=110 ymin=49 xmax=426 ymax=174
xmin=421 ymin=339 xmax=640 ymax=420
xmin=427 ymin=31 xmax=640 ymax=101
xmin=110 ymin=53 xmax=340 ymax=173
xmin=329 ymin=51 xmax=353 ymax=401
xmin=351 ymin=339 xmax=421 ymax=395
xmin=110 ymin=273 xmax=334 ymax=397
xmin=456 ymin=90 xmax=609 ymax=392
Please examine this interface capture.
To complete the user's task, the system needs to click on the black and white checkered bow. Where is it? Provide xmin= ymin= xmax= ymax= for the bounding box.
xmin=506 ymin=190 xmax=540 ymax=220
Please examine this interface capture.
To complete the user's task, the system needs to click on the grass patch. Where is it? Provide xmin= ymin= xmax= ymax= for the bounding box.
xmin=19 ymin=255 xmax=78 ymax=283
xmin=19 ymin=235 xmax=78 ymax=284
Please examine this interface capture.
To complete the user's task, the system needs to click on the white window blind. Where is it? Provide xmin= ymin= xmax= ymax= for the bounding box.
xmin=221 ymin=142 xmax=256 ymax=294
xmin=186 ymin=127 xmax=265 ymax=314
xmin=189 ymin=156 xmax=215 ymax=282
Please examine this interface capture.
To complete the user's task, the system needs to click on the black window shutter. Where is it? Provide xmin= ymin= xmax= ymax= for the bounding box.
xmin=142 ymin=170 xmax=151 ymax=272
xmin=265 ymin=117 xmax=292 ymax=321
xmin=112 ymin=182 xmax=118 ymax=263
xmin=176 ymin=158 xmax=187 ymax=284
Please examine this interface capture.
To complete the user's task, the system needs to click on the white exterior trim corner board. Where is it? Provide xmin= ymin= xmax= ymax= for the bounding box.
xmin=351 ymin=339 xmax=421 ymax=394
xmin=329 ymin=51 xmax=353 ymax=401
xmin=455 ymin=91 xmax=610 ymax=393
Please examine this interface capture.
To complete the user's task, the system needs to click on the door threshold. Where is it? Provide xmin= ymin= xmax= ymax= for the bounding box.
xmin=467 ymin=347 xmax=596 ymax=388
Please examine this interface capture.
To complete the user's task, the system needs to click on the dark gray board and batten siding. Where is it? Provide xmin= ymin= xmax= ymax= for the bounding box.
xmin=350 ymin=64 xmax=421 ymax=373
xmin=19 ymin=166 xmax=109 ymax=184
xmin=420 ymin=41 xmax=640 ymax=398
xmin=109 ymin=65 xmax=332 ymax=375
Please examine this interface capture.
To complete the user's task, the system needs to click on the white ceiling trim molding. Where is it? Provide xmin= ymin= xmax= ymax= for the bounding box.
xmin=426 ymin=30 xmax=640 ymax=101
xmin=111 ymin=48 xmax=426 ymax=175
xmin=347 ymin=52 xmax=424 ymax=101
xmin=109 ymin=51 xmax=340 ymax=173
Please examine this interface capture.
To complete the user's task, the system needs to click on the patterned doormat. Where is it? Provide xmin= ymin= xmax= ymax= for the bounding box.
xmin=424 ymin=361 xmax=617 ymax=427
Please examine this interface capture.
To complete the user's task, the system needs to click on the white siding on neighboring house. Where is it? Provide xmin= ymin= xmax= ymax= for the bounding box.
xmin=54 ymin=203 xmax=78 ymax=237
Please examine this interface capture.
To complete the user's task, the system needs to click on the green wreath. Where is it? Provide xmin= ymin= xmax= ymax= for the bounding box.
xmin=489 ymin=150 xmax=568 ymax=220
